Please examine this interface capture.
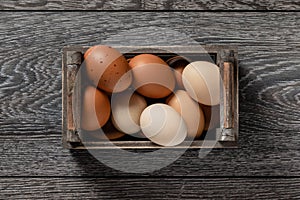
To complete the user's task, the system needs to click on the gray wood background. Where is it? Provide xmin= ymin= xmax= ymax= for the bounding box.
xmin=0 ymin=0 xmax=300 ymax=10
xmin=0 ymin=6 xmax=300 ymax=200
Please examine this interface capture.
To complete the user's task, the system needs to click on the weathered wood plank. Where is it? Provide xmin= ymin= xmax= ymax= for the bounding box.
xmin=0 ymin=0 xmax=143 ymax=10
xmin=144 ymin=0 xmax=300 ymax=10
xmin=1 ymin=0 xmax=300 ymax=10
xmin=0 ymin=12 xmax=299 ymax=176
xmin=1 ymin=136 xmax=300 ymax=176
xmin=1 ymin=178 xmax=300 ymax=199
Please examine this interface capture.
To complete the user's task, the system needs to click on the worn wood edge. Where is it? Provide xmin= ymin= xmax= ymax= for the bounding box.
xmin=62 ymin=48 xmax=82 ymax=148
xmin=219 ymin=49 xmax=239 ymax=141
xmin=62 ymin=45 xmax=238 ymax=54
xmin=223 ymin=62 xmax=234 ymax=129
xmin=70 ymin=140 xmax=238 ymax=149
xmin=62 ymin=47 xmax=69 ymax=148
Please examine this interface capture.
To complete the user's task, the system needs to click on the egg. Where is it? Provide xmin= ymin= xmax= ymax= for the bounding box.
xmin=129 ymin=54 xmax=175 ymax=98
xmin=84 ymin=45 xmax=132 ymax=93
xmin=200 ymin=104 xmax=220 ymax=131
xmin=81 ymin=86 xmax=111 ymax=131
xmin=80 ymin=119 xmax=125 ymax=141
xmin=167 ymin=90 xmax=205 ymax=139
xmin=182 ymin=61 xmax=220 ymax=106
xmin=166 ymin=56 xmax=189 ymax=89
xmin=111 ymin=90 xmax=147 ymax=134
xmin=140 ymin=103 xmax=187 ymax=146
xmin=101 ymin=119 xmax=126 ymax=140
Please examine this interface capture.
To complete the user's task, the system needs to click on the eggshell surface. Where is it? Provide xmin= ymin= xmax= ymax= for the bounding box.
xmin=200 ymin=104 xmax=220 ymax=131
xmin=182 ymin=61 xmax=220 ymax=106
xmin=84 ymin=45 xmax=132 ymax=93
xmin=129 ymin=54 xmax=175 ymax=98
xmin=111 ymin=90 xmax=147 ymax=134
xmin=167 ymin=90 xmax=205 ymax=138
xmin=140 ymin=103 xmax=187 ymax=146
xmin=81 ymin=86 xmax=111 ymax=131
xmin=166 ymin=56 xmax=189 ymax=89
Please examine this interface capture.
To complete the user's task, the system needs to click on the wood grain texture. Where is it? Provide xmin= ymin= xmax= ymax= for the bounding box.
xmin=1 ymin=178 xmax=300 ymax=199
xmin=144 ymin=0 xmax=300 ymax=10
xmin=0 ymin=0 xmax=143 ymax=10
xmin=0 ymin=12 xmax=299 ymax=177
xmin=1 ymin=0 xmax=300 ymax=10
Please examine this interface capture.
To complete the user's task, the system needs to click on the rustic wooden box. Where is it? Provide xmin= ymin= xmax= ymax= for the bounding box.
xmin=62 ymin=46 xmax=238 ymax=149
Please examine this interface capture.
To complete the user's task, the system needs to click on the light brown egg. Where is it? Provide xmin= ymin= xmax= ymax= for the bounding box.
xmin=129 ymin=54 xmax=175 ymax=98
xmin=81 ymin=86 xmax=111 ymax=131
xmin=84 ymin=45 xmax=132 ymax=93
xmin=111 ymin=91 xmax=147 ymax=134
xmin=167 ymin=90 xmax=205 ymax=139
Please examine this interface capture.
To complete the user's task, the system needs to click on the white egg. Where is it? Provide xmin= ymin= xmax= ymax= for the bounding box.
xmin=182 ymin=61 xmax=220 ymax=106
xmin=140 ymin=103 xmax=187 ymax=146
xmin=111 ymin=90 xmax=147 ymax=134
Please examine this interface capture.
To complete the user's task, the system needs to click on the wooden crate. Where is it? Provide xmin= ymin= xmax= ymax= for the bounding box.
xmin=62 ymin=46 xmax=238 ymax=149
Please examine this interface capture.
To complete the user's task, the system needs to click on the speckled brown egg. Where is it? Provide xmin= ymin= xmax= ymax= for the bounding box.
xmin=129 ymin=54 xmax=175 ymax=98
xmin=81 ymin=86 xmax=111 ymax=131
xmin=84 ymin=45 xmax=132 ymax=93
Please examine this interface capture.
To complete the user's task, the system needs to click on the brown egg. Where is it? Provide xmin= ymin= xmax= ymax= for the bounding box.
xmin=167 ymin=90 xmax=205 ymax=139
xmin=81 ymin=86 xmax=111 ymax=131
xmin=166 ymin=56 xmax=189 ymax=89
xmin=81 ymin=130 xmax=125 ymax=141
xmin=129 ymin=54 xmax=175 ymax=98
xmin=84 ymin=45 xmax=132 ymax=93
xmin=101 ymin=119 xmax=126 ymax=140
xmin=200 ymin=104 xmax=220 ymax=131
xmin=80 ymin=119 xmax=125 ymax=141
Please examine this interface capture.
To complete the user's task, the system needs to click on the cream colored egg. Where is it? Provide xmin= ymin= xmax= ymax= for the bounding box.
xmin=167 ymin=90 xmax=205 ymax=139
xmin=111 ymin=90 xmax=147 ymax=134
xmin=140 ymin=103 xmax=187 ymax=146
xmin=182 ymin=61 xmax=220 ymax=106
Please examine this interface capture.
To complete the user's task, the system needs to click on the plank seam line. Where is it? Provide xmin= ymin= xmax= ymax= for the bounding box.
xmin=0 ymin=10 xmax=299 ymax=12
xmin=0 ymin=176 xmax=300 ymax=179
